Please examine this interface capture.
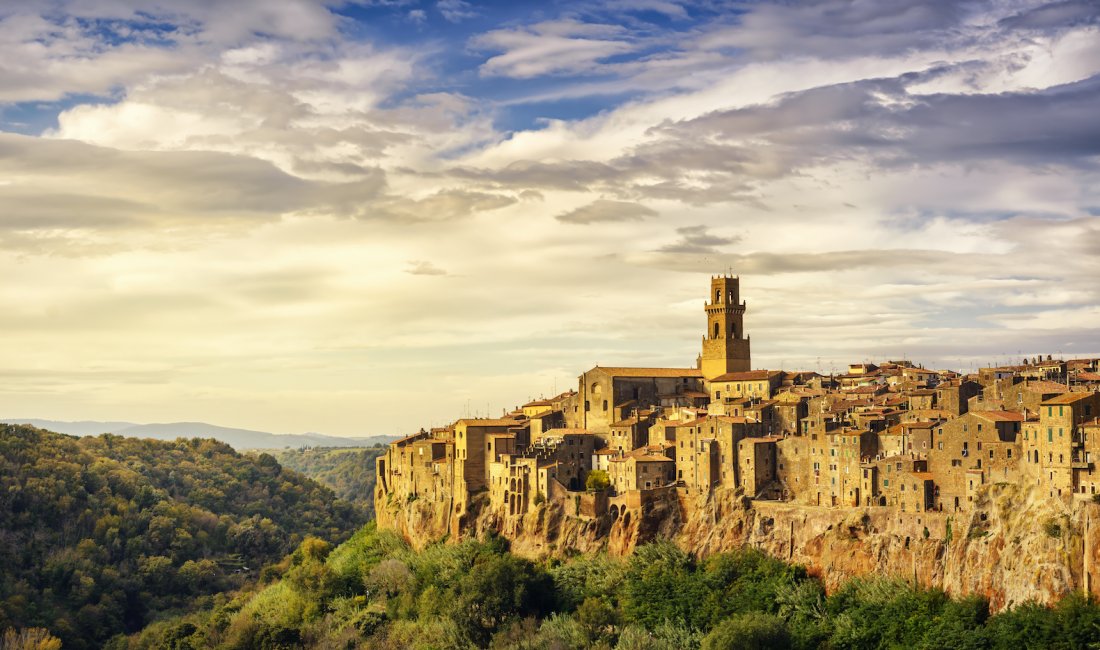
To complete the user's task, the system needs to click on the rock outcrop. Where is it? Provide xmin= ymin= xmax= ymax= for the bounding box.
xmin=376 ymin=482 xmax=1100 ymax=610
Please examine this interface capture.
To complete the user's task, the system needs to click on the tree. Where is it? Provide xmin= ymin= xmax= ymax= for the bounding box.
xmin=586 ymin=470 xmax=610 ymax=491
xmin=701 ymin=612 xmax=791 ymax=650
xmin=1 ymin=628 xmax=62 ymax=650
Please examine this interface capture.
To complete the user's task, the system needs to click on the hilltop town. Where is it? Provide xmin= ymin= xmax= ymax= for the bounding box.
xmin=375 ymin=276 xmax=1100 ymax=603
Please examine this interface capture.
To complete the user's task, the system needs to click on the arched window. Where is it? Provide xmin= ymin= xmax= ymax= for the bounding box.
xmin=715 ymin=289 xmax=721 ymax=303
xmin=713 ymin=322 xmax=720 ymax=338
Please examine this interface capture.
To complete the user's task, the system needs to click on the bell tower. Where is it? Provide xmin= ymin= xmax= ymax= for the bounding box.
xmin=700 ymin=275 xmax=751 ymax=380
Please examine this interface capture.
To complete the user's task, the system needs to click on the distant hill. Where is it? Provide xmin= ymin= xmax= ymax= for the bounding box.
xmin=0 ymin=424 xmax=367 ymax=649
xmin=0 ymin=418 xmax=395 ymax=450
xmin=271 ymin=446 xmax=386 ymax=517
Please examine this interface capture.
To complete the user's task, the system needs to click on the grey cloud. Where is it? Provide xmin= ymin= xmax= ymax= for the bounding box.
xmin=698 ymin=0 xmax=979 ymax=60
xmin=658 ymin=225 xmax=740 ymax=254
xmin=368 ymin=189 xmax=517 ymax=222
xmin=0 ymin=133 xmax=386 ymax=231
xmin=642 ymin=248 xmax=984 ymax=275
xmin=556 ymin=199 xmax=657 ymax=224
xmin=658 ymin=72 xmax=1100 ymax=174
xmin=451 ymin=159 xmax=623 ymax=191
xmin=999 ymin=1 xmax=1100 ymax=29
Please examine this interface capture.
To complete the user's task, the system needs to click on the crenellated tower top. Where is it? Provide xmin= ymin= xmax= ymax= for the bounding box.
xmin=700 ymin=274 xmax=751 ymax=379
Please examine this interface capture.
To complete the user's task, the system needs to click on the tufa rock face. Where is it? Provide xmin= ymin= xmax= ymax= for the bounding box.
xmin=376 ymin=481 xmax=1100 ymax=611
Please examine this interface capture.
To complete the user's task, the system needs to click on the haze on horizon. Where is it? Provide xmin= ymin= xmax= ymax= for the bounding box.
xmin=0 ymin=0 xmax=1098 ymax=437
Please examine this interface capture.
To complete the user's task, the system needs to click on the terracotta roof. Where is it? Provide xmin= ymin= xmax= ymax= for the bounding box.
xmin=1076 ymin=372 xmax=1100 ymax=381
xmin=1042 ymin=392 xmax=1094 ymax=405
xmin=710 ymin=370 xmax=781 ymax=382
xmin=634 ymin=454 xmax=674 ymax=462
xmin=901 ymin=421 xmax=941 ymax=429
xmin=393 ymin=431 xmax=430 ymax=445
xmin=972 ymin=410 xmax=1026 ymax=422
xmin=523 ymin=399 xmax=551 ymax=407
xmin=590 ymin=366 xmax=702 ymax=378
xmin=542 ymin=428 xmax=591 ymax=435
xmin=456 ymin=418 xmax=520 ymax=427
xmin=593 ymin=448 xmax=617 ymax=455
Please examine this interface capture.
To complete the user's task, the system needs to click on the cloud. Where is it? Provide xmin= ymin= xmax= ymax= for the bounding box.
xmin=697 ymin=0 xmax=974 ymax=60
xmin=657 ymin=225 xmax=740 ymax=254
xmin=999 ymin=1 xmax=1100 ymax=30
xmin=370 ymin=189 xmax=517 ymax=222
xmin=0 ymin=133 xmax=386 ymax=233
xmin=473 ymin=19 xmax=637 ymax=78
xmin=438 ymin=0 xmax=476 ymax=23
xmin=3 ymin=0 xmax=1100 ymax=437
xmin=555 ymin=199 xmax=657 ymax=224
xmin=406 ymin=260 xmax=448 ymax=275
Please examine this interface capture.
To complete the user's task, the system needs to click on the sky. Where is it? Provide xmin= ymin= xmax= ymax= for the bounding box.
xmin=1 ymin=0 xmax=1099 ymax=437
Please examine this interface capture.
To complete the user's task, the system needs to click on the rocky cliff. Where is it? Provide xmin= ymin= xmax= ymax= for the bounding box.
xmin=376 ymin=483 xmax=1100 ymax=610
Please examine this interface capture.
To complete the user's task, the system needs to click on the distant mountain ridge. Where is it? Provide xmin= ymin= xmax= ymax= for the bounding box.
xmin=0 ymin=418 xmax=396 ymax=450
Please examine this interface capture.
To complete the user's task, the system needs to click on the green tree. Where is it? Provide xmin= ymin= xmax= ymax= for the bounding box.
xmin=586 ymin=470 xmax=610 ymax=491
xmin=701 ymin=612 xmax=791 ymax=650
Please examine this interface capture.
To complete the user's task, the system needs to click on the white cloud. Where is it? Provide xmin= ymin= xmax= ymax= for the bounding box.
xmin=473 ymin=19 xmax=637 ymax=78
xmin=1 ymin=0 xmax=1099 ymax=435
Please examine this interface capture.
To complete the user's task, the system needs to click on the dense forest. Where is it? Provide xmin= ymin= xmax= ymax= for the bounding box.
xmin=122 ymin=523 xmax=1100 ymax=649
xmin=0 ymin=424 xmax=368 ymax=649
xmin=269 ymin=447 xmax=385 ymax=518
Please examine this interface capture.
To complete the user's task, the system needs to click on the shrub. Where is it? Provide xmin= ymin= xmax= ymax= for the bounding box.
xmin=700 ymin=612 xmax=791 ymax=650
xmin=586 ymin=470 xmax=611 ymax=492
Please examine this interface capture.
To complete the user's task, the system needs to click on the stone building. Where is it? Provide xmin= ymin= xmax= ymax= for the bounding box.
xmin=700 ymin=275 xmax=752 ymax=380
xmin=577 ymin=366 xmax=704 ymax=433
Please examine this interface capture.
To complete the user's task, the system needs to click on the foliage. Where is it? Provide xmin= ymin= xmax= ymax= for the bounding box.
xmin=0 ymin=424 xmax=366 ymax=650
xmin=701 ymin=612 xmax=791 ymax=650
xmin=103 ymin=510 xmax=1100 ymax=649
xmin=0 ymin=628 xmax=62 ymax=650
xmin=271 ymin=446 xmax=385 ymax=517
xmin=586 ymin=470 xmax=610 ymax=492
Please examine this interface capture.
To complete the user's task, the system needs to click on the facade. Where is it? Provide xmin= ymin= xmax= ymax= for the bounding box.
xmin=375 ymin=275 xmax=1100 ymax=541
xmin=700 ymin=276 xmax=751 ymax=380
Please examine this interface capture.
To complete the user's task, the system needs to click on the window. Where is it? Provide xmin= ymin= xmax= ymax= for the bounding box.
xmin=602 ymin=400 xmax=608 ymax=411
